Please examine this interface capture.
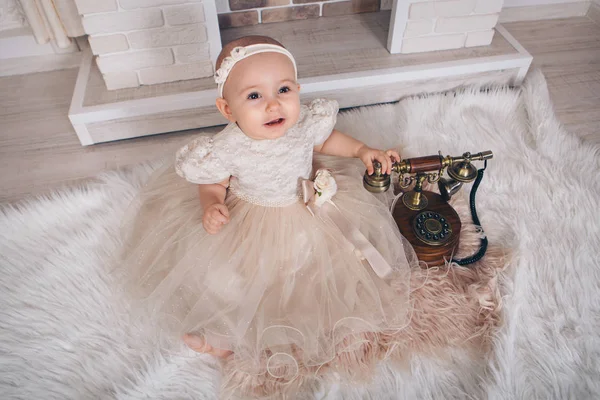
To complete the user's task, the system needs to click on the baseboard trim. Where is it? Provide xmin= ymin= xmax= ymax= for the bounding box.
xmin=499 ymin=1 xmax=591 ymax=23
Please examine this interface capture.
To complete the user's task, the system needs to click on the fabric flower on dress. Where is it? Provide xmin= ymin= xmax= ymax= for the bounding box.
xmin=313 ymin=169 xmax=337 ymax=207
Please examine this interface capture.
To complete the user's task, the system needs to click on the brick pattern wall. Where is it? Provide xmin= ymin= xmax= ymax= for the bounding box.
xmin=75 ymin=0 xmax=218 ymax=90
xmin=398 ymin=0 xmax=503 ymax=54
xmin=217 ymin=0 xmax=380 ymax=28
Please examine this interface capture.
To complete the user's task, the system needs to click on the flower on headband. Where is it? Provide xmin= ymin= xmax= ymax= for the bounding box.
xmin=214 ymin=47 xmax=248 ymax=85
xmin=221 ymin=57 xmax=234 ymax=70
xmin=313 ymin=169 xmax=337 ymax=207
xmin=214 ymin=69 xmax=227 ymax=84
xmin=230 ymin=46 xmax=247 ymax=60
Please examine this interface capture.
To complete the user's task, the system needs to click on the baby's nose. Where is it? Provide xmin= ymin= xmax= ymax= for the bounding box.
xmin=266 ymin=98 xmax=280 ymax=112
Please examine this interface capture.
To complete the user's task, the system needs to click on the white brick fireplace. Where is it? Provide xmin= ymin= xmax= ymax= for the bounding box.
xmin=387 ymin=0 xmax=504 ymax=53
xmin=74 ymin=0 xmax=222 ymax=89
xmin=76 ymin=0 xmax=506 ymax=90
xmin=68 ymin=0 xmax=532 ymax=145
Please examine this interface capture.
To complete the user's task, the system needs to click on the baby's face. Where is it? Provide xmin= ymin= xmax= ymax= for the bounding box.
xmin=221 ymin=52 xmax=300 ymax=140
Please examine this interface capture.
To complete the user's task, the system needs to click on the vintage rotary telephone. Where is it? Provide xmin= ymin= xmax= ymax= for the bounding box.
xmin=363 ymin=151 xmax=493 ymax=267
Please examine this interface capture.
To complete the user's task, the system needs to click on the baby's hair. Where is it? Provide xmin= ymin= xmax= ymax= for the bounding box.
xmin=216 ymin=36 xmax=287 ymax=71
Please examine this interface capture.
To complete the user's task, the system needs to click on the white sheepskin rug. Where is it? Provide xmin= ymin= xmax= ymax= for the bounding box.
xmin=1 ymin=70 xmax=599 ymax=399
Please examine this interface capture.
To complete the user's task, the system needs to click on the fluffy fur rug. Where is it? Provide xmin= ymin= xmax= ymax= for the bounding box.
xmin=1 ymin=70 xmax=599 ymax=399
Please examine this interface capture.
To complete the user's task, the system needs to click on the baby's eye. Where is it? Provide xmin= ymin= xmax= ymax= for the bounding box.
xmin=279 ymin=86 xmax=290 ymax=94
xmin=247 ymin=92 xmax=260 ymax=100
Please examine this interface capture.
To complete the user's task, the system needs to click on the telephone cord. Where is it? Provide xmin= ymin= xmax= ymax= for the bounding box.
xmin=451 ymin=161 xmax=488 ymax=266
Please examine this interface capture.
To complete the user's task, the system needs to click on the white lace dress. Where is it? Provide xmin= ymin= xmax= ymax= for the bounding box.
xmin=120 ymin=99 xmax=418 ymax=398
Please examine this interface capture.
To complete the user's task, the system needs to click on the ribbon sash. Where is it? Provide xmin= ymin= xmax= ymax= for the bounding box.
xmin=302 ymin=179 xmax=393 ymax=279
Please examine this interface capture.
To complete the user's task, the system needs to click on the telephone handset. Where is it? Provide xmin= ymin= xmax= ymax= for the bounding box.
xmin=363 ymin=151 xmax=493 ymax=267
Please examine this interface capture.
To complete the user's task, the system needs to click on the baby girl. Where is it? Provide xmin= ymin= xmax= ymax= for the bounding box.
xmin=122 ymin=35 xmax=418 ymax=398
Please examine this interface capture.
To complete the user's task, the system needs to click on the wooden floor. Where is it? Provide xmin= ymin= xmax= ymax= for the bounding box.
xmin=1 ymin=16 xmax=599 ymax=204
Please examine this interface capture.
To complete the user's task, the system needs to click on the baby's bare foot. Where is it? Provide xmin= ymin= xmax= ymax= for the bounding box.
xmin=183 ymin=334 xmax=233 ymax=358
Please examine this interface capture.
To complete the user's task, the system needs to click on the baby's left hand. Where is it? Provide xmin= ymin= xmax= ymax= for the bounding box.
xmin=357 ymin=145 xmax=400 ymax=175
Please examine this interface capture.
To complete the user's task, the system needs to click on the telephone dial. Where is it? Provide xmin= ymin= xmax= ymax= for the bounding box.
xmin=363 ymin=150 xmax=493 ymax=267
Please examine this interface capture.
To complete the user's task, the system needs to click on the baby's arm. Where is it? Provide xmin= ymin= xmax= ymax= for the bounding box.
xmin=314 ymin=129 xmax=399 ymax=175
xmin=198 ymin=177 xmax=230 ymax=235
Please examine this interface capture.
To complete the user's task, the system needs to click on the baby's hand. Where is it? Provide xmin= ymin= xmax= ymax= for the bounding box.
xmin=357 ymin=145 xmax=400 ymax=175
xmin=203 ymin=203 xmax=230 ymax=234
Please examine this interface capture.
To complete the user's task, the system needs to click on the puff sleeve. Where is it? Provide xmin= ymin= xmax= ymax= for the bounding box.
xmin=306 ymin=99 xmax=339 ymax=145
xmin=175 ymin=136 xmax=231 ymax=184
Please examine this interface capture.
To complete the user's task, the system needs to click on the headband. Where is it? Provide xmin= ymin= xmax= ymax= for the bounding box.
xmin=214 ymin=43 xmax=298 ymax=98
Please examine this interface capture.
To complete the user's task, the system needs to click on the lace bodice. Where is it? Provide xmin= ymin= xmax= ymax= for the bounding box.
xmin=175 ymin=99 xmax=339 ymax=206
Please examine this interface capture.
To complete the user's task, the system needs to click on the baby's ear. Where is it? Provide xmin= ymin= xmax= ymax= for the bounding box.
xmin=216 ymin=98 xmax=235 ymax=122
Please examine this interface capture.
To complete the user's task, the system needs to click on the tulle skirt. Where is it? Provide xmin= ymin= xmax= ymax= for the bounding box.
xmin=119 ymin=154 xmax=419 ymax=398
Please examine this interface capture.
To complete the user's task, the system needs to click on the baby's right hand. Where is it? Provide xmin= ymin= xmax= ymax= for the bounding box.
xmin=202 ymin=203 xmax=230 ymax=234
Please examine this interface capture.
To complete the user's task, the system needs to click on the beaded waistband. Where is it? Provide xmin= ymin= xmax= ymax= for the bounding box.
xmin=230 ymin=188 xmax=300 ymax=208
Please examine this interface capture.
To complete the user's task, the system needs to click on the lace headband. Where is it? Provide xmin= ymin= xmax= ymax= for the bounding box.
xmin=214 ymin=43 xmax=298 ymax=98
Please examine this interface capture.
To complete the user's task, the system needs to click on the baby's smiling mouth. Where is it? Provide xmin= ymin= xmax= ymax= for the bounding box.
xmin=265 ymin=118 xmax=285 ymax=127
